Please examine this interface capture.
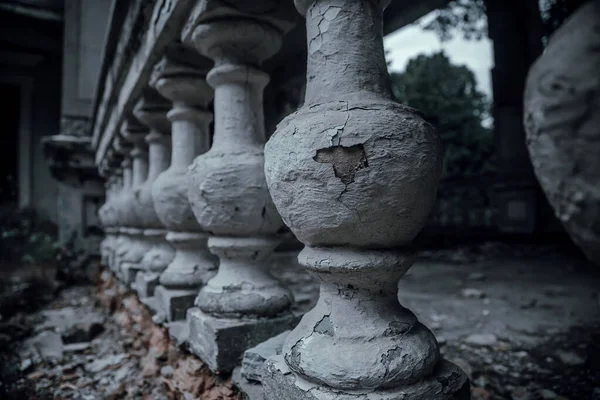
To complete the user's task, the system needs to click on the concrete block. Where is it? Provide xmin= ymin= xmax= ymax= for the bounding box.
xmin=167 ymin=320 xmax=189 ymax=348
xmin=139 ymin=296 xmax=160 ymax=316
xmin=121 ymin=262 xmax=141 ymax=286
xmin=187 ymin=307 xmax=300 ymax=374
xmin=135 ymin=271 xmax=160 ymax=298
xmin=241 ymin=330 xmax=289 ymax=382
xmin=154 ymin=285 xmax=197 ymax=322
xmin=232 ymin=367 xmax=264 ymax=400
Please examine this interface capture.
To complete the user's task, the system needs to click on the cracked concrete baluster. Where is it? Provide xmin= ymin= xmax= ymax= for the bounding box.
xmin=118 ymin=119 xmax=152 ymax=286
xmin=132 ymin=92 xmax=175 ymax=298
xmin=150 ymin=43 xmax=218 ymax=322
xmin=524 ymin=1 xmax=600 ymax=266
xmin=106 ymin=177 xmax=120 ymax=272
xmin=98 ymin=163 xmax=113 ymax=268
xmin=102 ymin=149 xmax=124 ymax=273
xmin=99 ymin=157 xmax=119 ymax=269
xmin=108 ymin=172 xmax=124 ymax=273
xmin=101 ymin=146 xmax=118 ymax=273
xmin=111 ymin=135 xmax=133 ymax=280
xmin=181 ymin=1 xmax=298 ymax=374
xmin=262 ymin=0 xmax=470 ymax=399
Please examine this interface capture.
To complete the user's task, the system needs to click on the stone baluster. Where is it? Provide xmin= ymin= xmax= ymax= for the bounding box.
xmin=100 ymin=149 xmax=123 ymax=272
xmin=114 ymin=162 xmax=132 ymax=279
xmin=132 ymin=91 xmax=175 ymax=298
xmin=524 ymin=1 xmax=600 ymax=266
xmin=110 ymin=134 xmax=132 ymax=279
xmin=105 ymin=174 xmax=119 ymax=271
xmin=98 ymin=162 xmax=112 ymax=267
xmin=117 ymin=119 xmax=152 ymax=285
xmin=106 ymin=149 xmax=125 ymax=272
xmin=150 ymin=43 xmax=218 ymax=322
xmin=182 ymin=2 xmax=297 ymax=373
xmin=261 ymin=1 xmax=470 ymax=399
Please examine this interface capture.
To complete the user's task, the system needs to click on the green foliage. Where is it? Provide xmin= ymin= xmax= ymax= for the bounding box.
xmin=420 ymin=0 xmax=487 ymax=42
xmin=390 ymin=51 xmax=495 ymax=177
xmin=422 ymin=0 xmax=586 ymax=43
xmin=0 ymin=207 xmax=60 ymax=265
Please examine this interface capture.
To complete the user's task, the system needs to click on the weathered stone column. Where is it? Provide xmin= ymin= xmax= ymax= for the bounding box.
xmin=117 ymin=120 xmax=152 ymax=285
xmin=110 ymin=133 xmax=133 ymax=279
xmin=101 ymin=148 xmax=124 ymax=273
xmin=262 ymin=1 xmax=470 ymax=399
xmin=150 ymin=45 xmax=218 ymax=322
xmin=183 ymin=2 xmax=297 ymax=373
xmin=105 ymin=165 xmax=123 ymax=273
xmin=524 ymin=1 xmax=600 ymax=266
xmin=114 ymin=158 xmax=132 ymax=279
xmin=132 ymin=92 xmax=175 ymax=298
xmin=98 ymin=165 xmax=113 ymax=267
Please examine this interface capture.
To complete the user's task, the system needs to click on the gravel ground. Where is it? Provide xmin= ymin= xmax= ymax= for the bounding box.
xmin=0 ymin=242 xmax=598 ymax=400
xmin=442 ymin=325 xmax=600 ymax=399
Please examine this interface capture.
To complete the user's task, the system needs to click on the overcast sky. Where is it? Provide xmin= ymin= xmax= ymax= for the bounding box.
xmin=383 ymin=12 xmax=494 ymax=98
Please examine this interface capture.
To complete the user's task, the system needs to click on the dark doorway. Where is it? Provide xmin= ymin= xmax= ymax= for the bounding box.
xmin=0 ymin=84 xmax=20 ymax=208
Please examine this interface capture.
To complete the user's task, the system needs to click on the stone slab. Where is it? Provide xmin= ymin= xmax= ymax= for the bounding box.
xmin=262 ymin=355 xmax=470 ymax=400
xmin=154 ymin=285 xmax=197 ymax=322
xmin=232 ymin=367 xmax=264 ymax=400
xmin=140 ymin=296 xmax=160 ymax=316
xmin=241 ymin=330 xmax=289 ymax=382
xmin=121 ymin=262 xmax=142 ymax=286
xmin=167 ymin=321 xmax=189 ymax=348
xmin=135 ymin=271 xmax=161 ymax=298
xmin=187 ymin=307 xmax=300 ymax=374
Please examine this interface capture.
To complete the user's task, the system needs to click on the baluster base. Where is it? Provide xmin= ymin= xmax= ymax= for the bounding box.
xmin=153 ymin=285 xmax=198 ymax=322
xmin=263 ymin=356 xmax=470 ymax=400
xmin=118 ymin=228 xmax=152 ymax=286
xmin=135 ymin=271 xmax=161 ymax=298
xmin=187 ymin=307 xmax=300 ymax=374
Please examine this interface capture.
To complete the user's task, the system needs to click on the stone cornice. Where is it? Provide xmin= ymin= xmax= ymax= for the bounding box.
xmin=41 ymin=134 xmax=100 ymax=186
xmin=92 ymin=0 xmax=200 ymax=167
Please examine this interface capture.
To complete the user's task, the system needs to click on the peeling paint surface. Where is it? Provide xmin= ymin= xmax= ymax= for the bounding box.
xmin=263 ymin=0 xmax=468 ymax=397
xmin=524 ymin=1 xmax=600 ymax=266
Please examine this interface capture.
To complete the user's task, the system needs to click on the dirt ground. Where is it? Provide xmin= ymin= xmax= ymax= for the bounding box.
xmin=0 ymin=273 xmax=238 ymax=400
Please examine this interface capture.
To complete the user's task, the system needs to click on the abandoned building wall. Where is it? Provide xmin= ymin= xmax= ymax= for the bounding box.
xmin=31 ymin=56 xmax=62 ymax=224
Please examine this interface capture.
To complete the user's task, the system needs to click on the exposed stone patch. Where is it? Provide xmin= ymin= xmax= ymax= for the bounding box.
xmin=313 ymin=315 xmax=333 ymax=336
xmin=313 ymin=144 xmax=368 ymax=185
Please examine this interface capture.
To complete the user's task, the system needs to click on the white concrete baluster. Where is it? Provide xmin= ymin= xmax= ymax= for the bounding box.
xmin=182 ymin=2 xmax=298 ymax=373
xmin=118 ymin=120 xmax=152 ymax=285
xmin=151 ymin=44 xmax=218 ymax=322
xmin=262 ymin=1 xmax=470 ymax=398
xmin=132 ymin=93 xmax=175 ymax=298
